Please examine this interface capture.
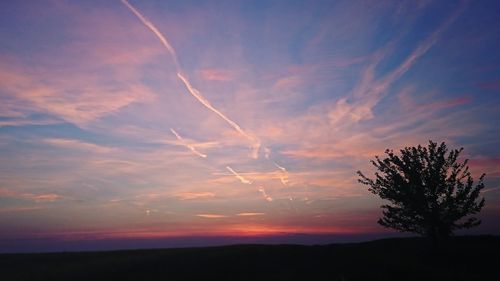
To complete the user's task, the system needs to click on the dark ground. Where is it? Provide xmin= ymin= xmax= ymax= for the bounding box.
xmin=1 ymin=236 xmax=499 ymax=281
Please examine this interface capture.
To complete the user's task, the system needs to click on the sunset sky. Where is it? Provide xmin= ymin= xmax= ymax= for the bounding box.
xmin=1 ymin=0 xmax=500 ymax=252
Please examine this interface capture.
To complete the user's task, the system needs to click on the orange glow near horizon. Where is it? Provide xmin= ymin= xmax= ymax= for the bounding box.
xmin=35 ymin=224 xmax=378 ymax=242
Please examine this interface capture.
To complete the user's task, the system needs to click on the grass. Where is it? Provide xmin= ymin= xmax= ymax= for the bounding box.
xmin=1 ymin=235 xmax=499 ymax=281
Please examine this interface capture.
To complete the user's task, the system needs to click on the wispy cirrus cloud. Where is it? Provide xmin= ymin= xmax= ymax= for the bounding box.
xmin=0 ymin=47 xmax=156 ymax=128
xmin=199 ymin=68 xmax=233 ymax=82
xmin=469 ymin=157 xmax=500 ymax=178
xmin=328 ymin=1 xmax=468 ymax=128
xmin=0 ymin=2 xmax=163 ymax=129
xmin=0 ymin=206 xmax=45 ymax=214
xmin=2 ymin=0 xmax=499 ymax=245
xmin=0 ymin=188 xmax=61 ymax=203
xmin=121 ymin=0 xmax=261 ymax=158
xmin=476 ymin=80 xmax=500 ymax=90
xmin=43 ymin=138 xmax=115 ymax=153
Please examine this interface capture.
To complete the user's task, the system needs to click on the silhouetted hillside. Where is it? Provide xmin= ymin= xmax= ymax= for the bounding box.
xmin=1 ymin=235 xmax=499 ymax=281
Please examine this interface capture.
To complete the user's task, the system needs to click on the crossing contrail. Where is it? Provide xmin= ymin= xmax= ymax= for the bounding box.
xmin=170 ymin=128 xmax=207 ymax=158
xmin=258 ymin=186 xmax=273 ymax=202
xmin=121 ymin=0 xmax=260 ymax=158
xmin=225 ymin=166 xmax=274 ymax=202
xmin=274 ymin=162 xmax=290 ymax=186
xmin=226 ymin=166 xmax=252 ymax=184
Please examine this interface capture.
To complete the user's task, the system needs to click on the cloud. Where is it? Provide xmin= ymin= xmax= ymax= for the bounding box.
xmin=120 ymin=0 xmax=180 ymax=69
xmin=482 ymin=187 xmax=500 ymax=194
xmin=0 ymin=116 xmax=61 ymax=128
xmin=236 ymin=212 xmax=265 ymax=216
xmin=31 ymin=194 xmax=61 ymax=202
xmin=223 ymin=166 xmax=274 ymax=202
xmin=176 ymin=192 xmax=215 ymax=200
xmin=0 ymin=188 xmax=61 ymax=203
xmin=477 ymin=81 xmax=500 ymax=90
xmin=264 ymin=147 xmax=271 ymax=159
xmin=199 ymin=68 xmax=233 ymax=81
xmin=274 ymin=162 xmax=290 ymax=186
xmin=43 ymin=138 xmax=114 ymax=153
xmin=170 ymin=129 xmax=208 ymax=158
xmin=0 ymin=59 xmax=155 ymax=128
xmin=196 ymin=214 xmax=228 ymax=219
xmin=0 ymin=206 xmax=45 ymax=213
xmin=469 ymin=157 xmax=500 ymax=178
xmin=328 ymin=1 xmax=467 ymax=127
xmin=121 ymin=0 xmax=261 ymax=158
xmin=226 ymin=166 xmax=253 ymax=184
xmin=2 ymin=0 xmax=496 ymax=242
xmin=177 ymin=73 xmax=261 ymax=158
xmin=258 ymin=186 xmax=273 ymax=202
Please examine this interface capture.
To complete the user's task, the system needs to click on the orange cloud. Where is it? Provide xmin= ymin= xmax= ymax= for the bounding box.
xmin=236 ymin=212 xmax=265 ymax=216
xmin=197 ymin=214 xmax=228 ymax=219
xmin=0 ymin=188 xmax=61 ymax=203
xmin=32 ymin=221 xmax=377 ymax=241
xmin=176 ymin=192 xmax=215 ymax=200
xmin=31 ymin=194 xmax=61 ymax=202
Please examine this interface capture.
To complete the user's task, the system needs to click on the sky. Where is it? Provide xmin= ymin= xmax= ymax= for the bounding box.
xmin=1 ymin=0 xmax=500 ymax=252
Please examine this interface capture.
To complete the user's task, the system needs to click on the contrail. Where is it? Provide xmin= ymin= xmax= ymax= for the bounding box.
xmin=121 ymin=0 xmax=260 ymax=158
xmin=258 ymin=186 xmax=273 ymax=202
xmin=224 ymin=166 xmax=275 ymax=203
xmin=177 ymin=73 xmax=260 ymax=156
xmin=170 ymin=128 xmax=207 ymax=158
xmin=120 ymin=0 xmax=180 ymax=69
xmin=274 ymin=162 xmax=290 ymax=186
xmin=226 ymin=166 xmax=252 ymax=184
xmin=264 ymin=147 xmax=271 ymax=159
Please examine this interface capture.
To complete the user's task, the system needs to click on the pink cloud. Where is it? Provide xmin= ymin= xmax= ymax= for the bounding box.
xmin=0 ymin=206 xmax=45 ymax=213
xmin=398 ymin=88 xmax=472 ymax=111
xmin=43 ymin=138 xmax=115 ymax=153
xmin=0 ymin=3 xmax=165 ymax=128
xmin=199 ymin=68 xmax=233 ymax=81
xmin=425 ymin=96 xmax=472 ymax=110
xmin=477 ymin=81 xmax=500 ymax=90
xmin=469 ymin=157 xmax=500 ymax=178
xmin=0 ymin=60 xmax=156 ymax=127
xmin=469 ymin=157 xmax=500 ymax=166
xmin=0 ymin=188 xmax=62 ymax=203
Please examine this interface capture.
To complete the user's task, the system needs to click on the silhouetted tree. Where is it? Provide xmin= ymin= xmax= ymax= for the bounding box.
xmin=358 ymin=141 xmax=485 ymax=245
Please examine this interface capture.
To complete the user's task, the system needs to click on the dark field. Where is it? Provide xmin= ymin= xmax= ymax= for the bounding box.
xmin=1 ymin=236 xmax=499 ymax=281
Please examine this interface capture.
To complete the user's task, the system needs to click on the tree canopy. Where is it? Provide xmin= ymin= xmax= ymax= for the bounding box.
xmin=358 ymin=141 xmax=485 ymax=241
